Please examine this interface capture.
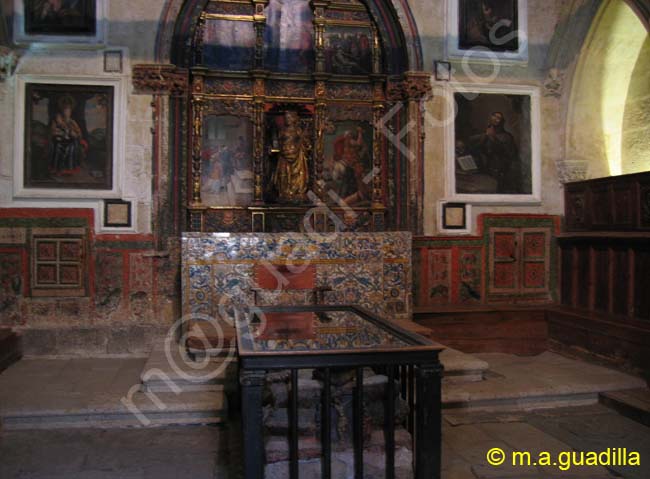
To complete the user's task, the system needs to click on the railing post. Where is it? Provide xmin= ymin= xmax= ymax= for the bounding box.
xmin=290 ymin=369 xmax=299 ymax=479
xmin=385 ymin=365 xmax=396 ymax=479
xmin=415 ymin=362 xmax=444 ymax=479
xmin=321 ymin=368 xmax=332 ymax=479
xmin=241 ymin=369 xmax=266 ymax=479
xmin=354 ymin=367 xmax=364 ymax=479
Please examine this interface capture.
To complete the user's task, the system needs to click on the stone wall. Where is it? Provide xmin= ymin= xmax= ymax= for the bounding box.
xmin=418 ymin=0 xmax=569 ymax=235
xmin=0 ymin=0 xmax=162 ymax=230
xmin=1 ymin=0 xmax=588 ymax=237
xmin=0 ymin=2 xmax=168 ymax=354
xmin=0 ymin=1 xmax=643 ymax=352
xmin=0 ymin=208 xmax=178 ymax=355
xmin=566 ymin=0 xmax=650 ymax=179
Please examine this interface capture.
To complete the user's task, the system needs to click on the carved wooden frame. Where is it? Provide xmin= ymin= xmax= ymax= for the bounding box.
xmin=180 ymin=0 xmax=431 ymax=231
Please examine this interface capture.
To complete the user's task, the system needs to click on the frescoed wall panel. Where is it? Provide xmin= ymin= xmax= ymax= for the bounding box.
xmin=414 ymin=215 xmax=559 ymax=307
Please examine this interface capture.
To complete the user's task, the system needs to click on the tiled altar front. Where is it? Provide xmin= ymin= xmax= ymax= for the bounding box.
xmin=181 ymin=232 xmax=412 ymax=323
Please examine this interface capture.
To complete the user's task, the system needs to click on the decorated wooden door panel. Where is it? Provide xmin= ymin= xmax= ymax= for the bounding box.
xmin=520 ymin=228 xmax=551 ymax=293
xmin=489 ymin=228 xmax=519 ymax=294
xmin=488 ymin=227 xmax=551 ymax=297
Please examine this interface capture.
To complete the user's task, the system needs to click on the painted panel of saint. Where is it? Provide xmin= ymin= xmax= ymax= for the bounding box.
xmin=264 ymin=0 xmax=314 ymax=73
xmin=24 ymin=83 xmax=113 ymax=190
xmin=201 ymin=115 xmax=254 ymax=206
xmin=325 ymin=26 xmax=373 ymax=75
xmin=459 ymin=0 xmax=518 ymax=52
xmin=24 ymin=0 xmax=96 ymax=35
xmin=202 ymin=18 xmax=255 ymax=71
xmin=323 ymin=121 xmax=373 ymax=206
xmin=454 ymin=93 xmax=531 ymax=195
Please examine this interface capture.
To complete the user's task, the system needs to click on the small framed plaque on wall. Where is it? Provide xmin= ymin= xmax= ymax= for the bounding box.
xmin=104 ymin=199 xmax=131 ymax=228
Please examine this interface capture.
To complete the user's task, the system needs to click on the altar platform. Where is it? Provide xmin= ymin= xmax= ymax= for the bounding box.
xmin=1 ymin=352 xmax=648 ymax=479
xmin=0 ymin=348 xmax=642 ymax=430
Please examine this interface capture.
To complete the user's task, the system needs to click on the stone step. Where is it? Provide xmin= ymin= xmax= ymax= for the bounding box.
xmin=439 ymin=347 xmax=488 ymax=384
xmin=441 ymin=352 xmax=646 ymax=412
xmin=0 ymin=356 xmax=229 ymax=430
xmin=1 ymin=390 xmax=227 ymax=430
xmin=140 ymin=345 xmax=237 ymax=393
xmin=600 ymin=388 xmax=650 ymax=427
xmin=391 ymin=321 xmax=487 ymax=384
xmin=0 ymin=329 xmax=22 ymax=373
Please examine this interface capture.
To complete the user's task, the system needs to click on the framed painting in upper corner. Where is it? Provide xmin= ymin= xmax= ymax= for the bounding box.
xmin=14 ymin=75 xmax=126 ymax=199
xmin=447 ymin=0 xmax=528 ymax=63
xmin=13 ymin=0 xmax=107 ymax=45
xmin=446 ymin=83 xmax=540 ymax=204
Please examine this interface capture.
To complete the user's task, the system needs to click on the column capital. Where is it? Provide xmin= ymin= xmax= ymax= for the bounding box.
xmin=132 ymin=64 xmax=189 ymax=96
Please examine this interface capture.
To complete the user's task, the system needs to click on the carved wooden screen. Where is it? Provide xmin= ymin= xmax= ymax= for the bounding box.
xmin=188 ymin=0 xmax=389 ymax=233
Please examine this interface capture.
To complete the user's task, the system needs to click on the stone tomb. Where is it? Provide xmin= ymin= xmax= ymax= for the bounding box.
xmin=181 ymin=232 xmax=420 ymax=477
xmin=262 ymin=368 xmax=413 ymax=479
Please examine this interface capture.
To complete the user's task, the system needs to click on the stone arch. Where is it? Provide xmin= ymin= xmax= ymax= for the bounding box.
xmin=545 ymin=0 xmax=650 ymax=182
xmin=154 ymin=0 xmax=423 ymax=70
xmin=565 ymin=0 xmax=650 ymax=179
xmin=143 ymin=0 xmax=430 ymax=237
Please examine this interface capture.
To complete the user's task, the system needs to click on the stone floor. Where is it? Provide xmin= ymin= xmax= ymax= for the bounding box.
xmin=0 ymin=352 xmax=642 ymax=427
xmin=0 ymin=425 xmax=229 ymax=479
xmin=0 ymin=357 xmax=148 ymax=414
xmin=0 ymin=357 xmax=227 ymax=428
xmin=0 ymin=352 xmax=648 ymax=478
xmin=1 ymin=405 xmax=649 ymax=479
xmin=442 ymin=404 xmax=650 ymax=479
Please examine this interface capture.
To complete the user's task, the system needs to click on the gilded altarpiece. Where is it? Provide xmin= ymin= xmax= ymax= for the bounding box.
xmin=182 ymin=0 xmax=425 ymax=233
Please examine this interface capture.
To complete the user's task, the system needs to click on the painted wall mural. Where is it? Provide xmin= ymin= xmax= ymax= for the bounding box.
xmin=202 ymin=18 xmax=255 ymax=71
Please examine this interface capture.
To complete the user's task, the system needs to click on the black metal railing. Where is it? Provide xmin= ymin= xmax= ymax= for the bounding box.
xmin=240 ymin=361 xmax=442 ymax=479
xmin=236 ymin=305 xmax=443 ymax=479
